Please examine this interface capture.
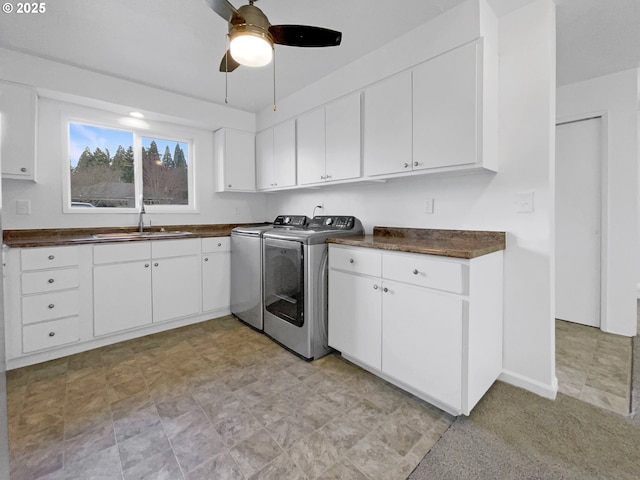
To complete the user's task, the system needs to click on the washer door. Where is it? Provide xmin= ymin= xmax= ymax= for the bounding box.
xmin=263 ymin=238 xmax=304 ymax=327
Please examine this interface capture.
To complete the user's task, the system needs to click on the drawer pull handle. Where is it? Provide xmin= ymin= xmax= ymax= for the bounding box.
xmin=383 ymin=287 xmax=389 ymax=293
xmin=218 ymin=243 xmax=222 ymax=247
xmin=204 ymin=257 xmax=209 ymax=262
xmin=154 ymin=263 xmax=159 ymax=267
xmin=20 ymin=167 xmax=27 ymax=173
xmin=144 ymin=263 xmax=150 ymax=268
xmin=48 ymin=255 xmax=55 ymax=260
xmin=48 ymin=304 xmax=55 ymax=309
xmin=412 ymin=269 xmax=419 ymax=275
xmin=373 ymin=284 xmax=379 ymax=290
xmin=403 ymin=163 xmax=410 ymax=168
xmin=48 ymin=331 xmax=55 ymax=337
xmin=349 ymin=259 xmax=354 ymax=264
xmin=48 ymin=278 xmax=55 ymax=284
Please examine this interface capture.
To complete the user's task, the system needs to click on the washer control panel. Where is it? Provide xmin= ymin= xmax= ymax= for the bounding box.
xmin=273 ymin=215 xmax=309 ymax=227
xmin=309 ymin=216 xmax=357 ymax=230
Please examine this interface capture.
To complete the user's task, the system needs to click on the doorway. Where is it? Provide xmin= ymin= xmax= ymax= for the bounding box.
xmin=555 ymin=116 xmax=603 ymax=328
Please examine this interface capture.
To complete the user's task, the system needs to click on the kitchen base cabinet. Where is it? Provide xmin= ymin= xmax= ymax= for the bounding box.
xmin=328 ymin=270 xmax=381 ymax=370
xmin=202 ymin=237 xmax=230 ymax=313
xmin=328 ymin=244 xmax=503 ymax=416
xmin=93 ymin=260 xmax=152 ymax=336
xmin=151 ymin=253 xmax=200 ymax=323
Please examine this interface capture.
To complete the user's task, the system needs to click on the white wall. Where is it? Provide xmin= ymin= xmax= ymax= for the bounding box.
xmin=557 ymin=70 xmax=639 ymax=337
xmin=0 ymin=48 xmax=268 ymax=229
xmin=261 ymin=0 xmax=558 ymax=397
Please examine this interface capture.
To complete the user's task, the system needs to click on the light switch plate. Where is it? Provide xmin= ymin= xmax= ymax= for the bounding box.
xmin=517 ymin=192 xmax=534 ymax=213
xmin=16 ymin=199 xmax=31 ymax=215
xmin=424 ymin=198 xmax=434 ymax=214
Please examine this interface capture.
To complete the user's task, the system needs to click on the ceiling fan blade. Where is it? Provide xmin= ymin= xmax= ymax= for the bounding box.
xmin=204 ymin=0 xmax=244 ymax=24
xmin=269 ymin=25 xmax=342 ymax=47
xmin=219 ymin=50 xmax=241 ymax=72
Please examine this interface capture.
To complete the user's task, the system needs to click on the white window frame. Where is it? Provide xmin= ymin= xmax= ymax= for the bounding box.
xmin=62 ymin=106 xmax=197 ymax=214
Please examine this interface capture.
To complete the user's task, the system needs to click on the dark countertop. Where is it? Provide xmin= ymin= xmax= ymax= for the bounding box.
xmin=3 ymin=223 xmax=267 ymax=248
xmin=327 ymin=226 xmax=506 ymax=259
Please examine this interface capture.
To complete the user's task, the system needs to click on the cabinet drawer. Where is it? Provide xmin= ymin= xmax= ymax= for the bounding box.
xmin=22 ymin=268 xmax=79 ymax=295
xmin=23 ymin=317 xmax=80 ymax=353
xmin=94 ymin=242 xmax=151 ymax=264
xmin=202 ymin=237 xmax=230 ymax=253
xmin=329 ymin=246 xmax=381 ymax=277
xmin=152 ymin=238 xmax=200 ymax=258
xmin=383 ymin=253 xmax=464 ymax=293
xmin=22 ymin=290 xmax=79 ymax=324
xmin=21 ymin=246 xmax=78 ymax=271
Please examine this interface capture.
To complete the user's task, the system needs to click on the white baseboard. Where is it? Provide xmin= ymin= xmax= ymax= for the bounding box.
xmin=499 ymin=369 xmax=558 ymax=400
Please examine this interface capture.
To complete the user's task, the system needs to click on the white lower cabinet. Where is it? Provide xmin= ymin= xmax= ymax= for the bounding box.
xmin=328 ymin=244 xmax=503 ymax=416
xmin=93 ymin=259 xmax=153 ymax=336
xmin=93 ymin=239 xmax=201 ymax=336
xmin=202 ymin=237 xmax=231 ymax=312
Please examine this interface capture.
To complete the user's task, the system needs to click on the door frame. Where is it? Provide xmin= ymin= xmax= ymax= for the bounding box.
xmin=555 ymin=110 xmax=609 ymax=331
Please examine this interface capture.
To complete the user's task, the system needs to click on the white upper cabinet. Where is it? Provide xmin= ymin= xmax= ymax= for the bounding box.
xmin=413 ymin=41 xmax=478 ymax=170
xmin=298 ymin=92 xmax=361 ymax=186
xmin=0 ymin=81 xmax=37 ymax=181
xmin=273 ymin=120 xmax=296 ymax=188
xmin=256 ymin=120 xmax=296 ymax=190
xmin=325 ymin=93 xmax=361 ymax=182
xmin=297 ymin=108 xmax=326 ymax=185
xmin=363 ymin=71 xmax=413 ymax=177
xmin=214 ymin=129 xmax=256 ymax=192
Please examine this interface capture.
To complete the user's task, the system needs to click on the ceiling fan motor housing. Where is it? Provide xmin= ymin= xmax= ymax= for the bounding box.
xmin=230 ymin=4 xmax=273 ymax=43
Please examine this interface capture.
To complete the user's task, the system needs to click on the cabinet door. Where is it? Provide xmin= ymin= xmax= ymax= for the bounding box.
xmin=93 ymin=261 xmax=152 ymax=336
xmin=202 ymin=252 xmax=230 ymax=312
xmin=326 ymin=93 xmax=361 ymax=182
xmin=255 ymin=129 xmax=275 ymax=190
xmin=363 ymin=71 xmax=412 ymax=176
xmin=222 ymin=129 xmax=256 ymax=191
xmin=413 ymin=42 xmax=478 ymax=170
xmin=382 ymin=280 xmax=463 ymax=409
xmin=152 ymin=255 xmax=201 ymax=322
xmin=273 ymin=119 xmax=297 ymax=188
xmin=328 ymin=269 xmax=382 ymax=370
xmin=297 ymin=108 xmax=326 ymax=185
xmin=0 ymin=81 xmax=37 ymax=180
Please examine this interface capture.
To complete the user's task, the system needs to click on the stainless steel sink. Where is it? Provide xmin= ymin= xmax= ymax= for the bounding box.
xmin=92 ymin=231 xmax=193 ymax=239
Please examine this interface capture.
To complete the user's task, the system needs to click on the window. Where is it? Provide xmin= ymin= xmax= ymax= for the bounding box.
xmin=67 ymin=120 xmax=193 ymax=211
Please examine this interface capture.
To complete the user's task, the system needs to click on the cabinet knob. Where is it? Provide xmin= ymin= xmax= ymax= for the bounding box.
xmin=154 ymin=262 xmax=159 ymax=267
xmin=383 ymin=287 xmax=389 ymax=293
xmin=326 ymin=175 xmax=332 ymax=180
xmin=204 ymin=257 xmax=209 ymax=262
xmin=48 ymin=331 xmax=55 ymax=337
xmin=373 ymin=284 xmax=379 ymax=290
xmin=412 ymin=269 xmax=419 ymax=275
xmin=403 ymin=163 xmax=410 ymax=168
xmin=320 ymin=176 xmax=325 ymax=180
xmin=48 ymin=255 xmax=55 ymax=260
xmin=48 ymin=304 xmax=55 ymax=309
xmin=349 ymin=259 xmax=354 ymax=264
xmin=48 ymin=278 xmax=55 ymax=284
xmin=145 ymin=263 xmax=150 ymax=268
xmin=217 ymin=243 xmax=222 ymax=247
xmin=228 ymin=184 xmax=232 ymax=188
xmin=20 ymin=167 xmax=27 ymax=172
xmin=414 ymin=161 xmax=420 ymax=167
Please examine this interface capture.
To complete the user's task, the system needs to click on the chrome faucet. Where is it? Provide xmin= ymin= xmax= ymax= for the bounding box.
xmin=138 ymin=198 xmax=146 ymax=233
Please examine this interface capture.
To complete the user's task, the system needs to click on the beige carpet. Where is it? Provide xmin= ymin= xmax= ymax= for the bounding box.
xmin=408 ymin=381 xmax=640 ymax=479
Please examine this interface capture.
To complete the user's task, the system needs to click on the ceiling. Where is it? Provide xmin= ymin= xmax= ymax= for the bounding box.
xmin=0 ymin=0 xmax=639 ymax=113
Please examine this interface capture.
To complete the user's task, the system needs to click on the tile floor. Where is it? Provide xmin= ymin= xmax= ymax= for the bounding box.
xmin=6 ymin=315 xmax=454 ymax=480
xmin=556 ymin=319 xmax=632 ymax=415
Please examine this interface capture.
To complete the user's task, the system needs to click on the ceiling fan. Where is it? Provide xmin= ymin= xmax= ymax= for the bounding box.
xmin=205 ymin=0 xmax=342 ymax=72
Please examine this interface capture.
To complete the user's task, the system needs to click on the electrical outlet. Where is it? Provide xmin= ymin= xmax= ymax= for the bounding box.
xmin=16 ymin=200 xmax=31 ymax=215
xmin=424 ymin=198 xmax=434 ymax=214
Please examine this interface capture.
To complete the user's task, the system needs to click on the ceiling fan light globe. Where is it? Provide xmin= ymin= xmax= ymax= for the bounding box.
xmin=230 ymin=34 xmax=273 ymax=67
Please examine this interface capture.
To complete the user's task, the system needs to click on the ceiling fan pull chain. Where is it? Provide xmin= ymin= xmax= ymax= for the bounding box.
xmin=225 ymin=34 xmax=229 ymax=104
xmin=273 ymin=46 xmax=277 ymax=111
